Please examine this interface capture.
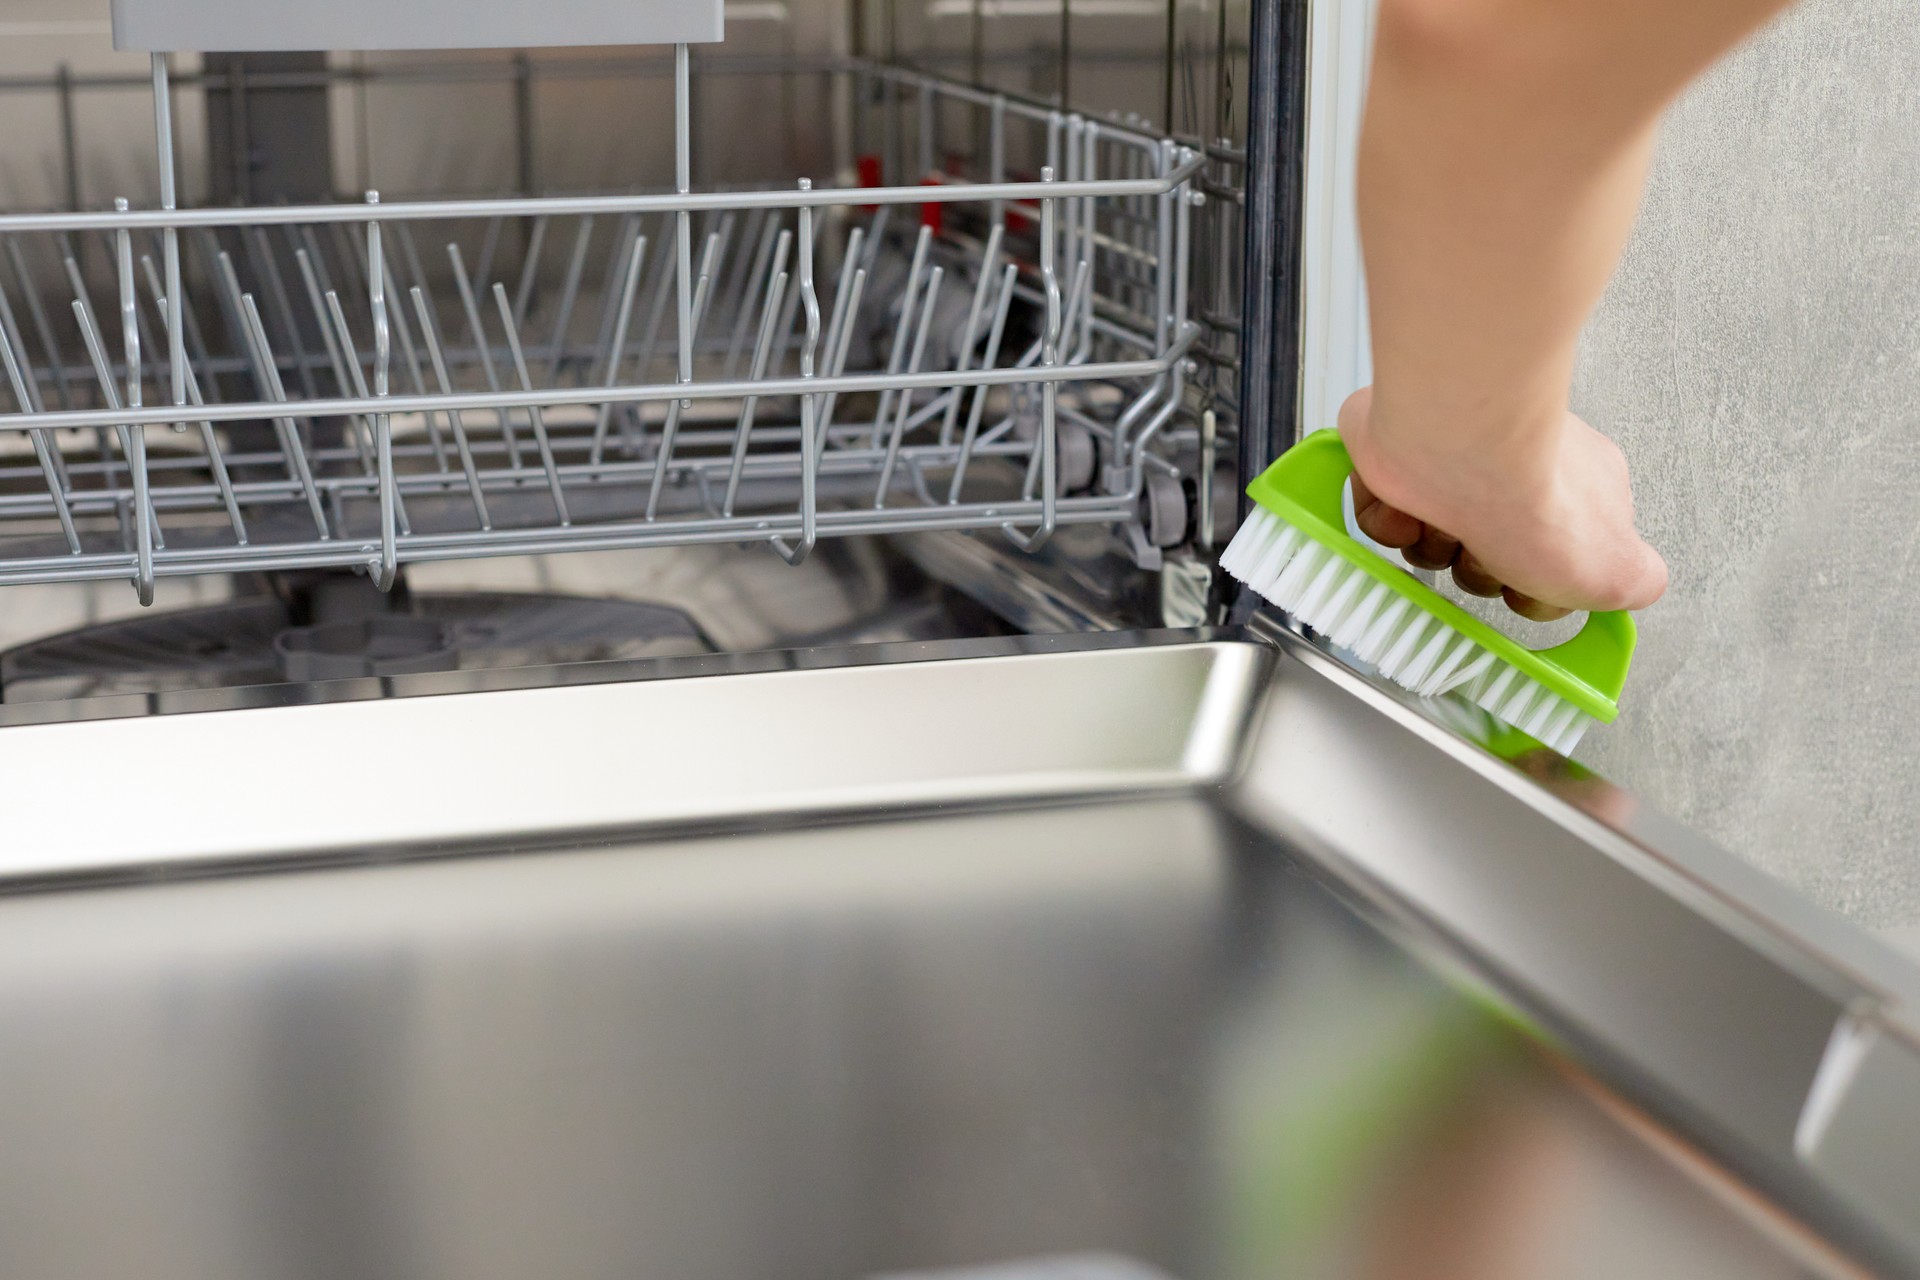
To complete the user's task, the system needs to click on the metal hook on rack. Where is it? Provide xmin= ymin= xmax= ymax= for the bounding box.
xmin=321 ymin=289 xmax=408 ymax=527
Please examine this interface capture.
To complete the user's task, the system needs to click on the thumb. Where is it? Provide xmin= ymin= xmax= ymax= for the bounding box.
xmin=1597 ymin=537 xmax=1668 ymax=612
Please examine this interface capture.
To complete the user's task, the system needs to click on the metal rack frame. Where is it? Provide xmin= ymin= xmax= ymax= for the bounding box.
xmin=0 ymin=47 xmax=1207 ymax=603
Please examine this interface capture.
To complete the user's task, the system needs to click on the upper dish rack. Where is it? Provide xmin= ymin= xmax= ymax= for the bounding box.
xmin=0 ymin=49 xmax=1206 ymax=603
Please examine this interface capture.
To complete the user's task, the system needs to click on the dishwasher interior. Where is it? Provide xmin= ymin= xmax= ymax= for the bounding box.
xmin=2 ymin=4 xmax=1920 ymax=1280
xmin=0 ymin=0 xmax=1270 ymax=697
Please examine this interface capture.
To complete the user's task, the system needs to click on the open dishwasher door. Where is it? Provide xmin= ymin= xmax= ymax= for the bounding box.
xmin=0 ymin=626 xmax=1912 ymax=1280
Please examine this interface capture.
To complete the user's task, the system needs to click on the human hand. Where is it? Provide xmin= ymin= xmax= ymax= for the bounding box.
xmin=1337 ymin=388 xmax=1667 ymax=621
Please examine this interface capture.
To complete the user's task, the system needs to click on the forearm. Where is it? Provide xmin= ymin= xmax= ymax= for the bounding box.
xmin=1357 ymin=0 xmax=1790 ymax=514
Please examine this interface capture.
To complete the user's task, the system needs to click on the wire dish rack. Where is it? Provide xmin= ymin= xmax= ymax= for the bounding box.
xmin=0 ymin=51 xmax=1205 ymax=603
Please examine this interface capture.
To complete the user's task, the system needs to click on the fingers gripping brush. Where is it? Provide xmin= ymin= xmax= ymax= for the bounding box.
xmin=1220 ymin=431 xmax=1636 ymax=755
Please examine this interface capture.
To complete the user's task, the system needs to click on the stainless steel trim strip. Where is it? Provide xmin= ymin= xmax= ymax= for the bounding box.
xmin=0 ymin=639 xmax=1270 ymax=879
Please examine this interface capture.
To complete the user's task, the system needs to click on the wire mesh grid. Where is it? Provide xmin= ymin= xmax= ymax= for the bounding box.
xmin=0 ymin=52 xmax=1203 ymax=602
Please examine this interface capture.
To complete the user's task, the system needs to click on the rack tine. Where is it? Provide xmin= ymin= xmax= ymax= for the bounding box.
xmin=874 ymin=266 xmax=942 ymax=507
xmin=394 ymin=221 xmax=434 ymax=329
xmin=861 ymin=205 xmax=891 ymax=272
xmin=721 ymin=268 xmax=788 ymax=517
xmin=589 ymin=230 xmax=647 ymax=466
xmin=672 ymin=42 xmax=692 ymax=404
xmin=70 ymin=263 xmax=163 ymax=582
xmin=643 ymin=263 xmax=713 ymax=521
xmin=287 ymin=246 xmax=365 ymax=420
xmin=366 ymin=193 xmax=398 ymax=590
xmin=246 ymin=226 xmax=315 ymax=401
xmin=138 ymin=252 xmax=246 ymax=544
xmin=360 ymin=219 xmax=444 ymax=470
xmin=988 ymin=93 xmax=1006 ymax=229
xmin=326 ymin=219 xmax=371 ymax=319
xmin=410 ymin=285 xmax=491 ymax=531
xmin=96 ymin=229 xmax=161 ymax=414
xmin=816 ymin=266 xmax=866 ymax=439
xmin=150 ymin=237 xmax=221 ymax=403
xmin=235 ymin=294 xmax=331 ymax=539
xmin=723 ymin=215 xmax=781 ymax=379
xmin=724 ymin=206 xmax=769 ymax=307
xmin=702 ymin=210 xmax=737 ymax=331
xmin=509 ymin=214 xmax=549 ymax=332
xmin=742 ymin=228 xmax=791 ymax=371
xmin=382 ymin=259 xmax=444 ymax=464
xmin=4 ymin=238 xmax=72 ymax=409
xmin=692 ymin=231 xmax=722 ymax=340
xmin=947 ymin=262 xmax=1017 ymax=504
xmin=817 ymin=227 xmax=862 ymax=387
xmin=717 ymin=207 xmax=769 ymax=357
xmin=60 ymin=251 xmax=118 ymax=481
xmin=770 ymin=180 xmax=820 ymax=566
xmin=323 ymin=289 xmax=409 ymax=533
xmin=473 ymin=215 xmax=505 ymax=296
xmin=871 ymin=224 xmax=933 ymax=446
xmin=490 ymin=282 xmax=570 ymax=526
xmin=632 ymin=228 xmax=678 ymax=383
xmin=0 ymin=286 xmax=80 ymax=553
xmin=1078 ymin=122 xmax=1099 ymax=358
xmin=544 ymin=215 xmax=594 ymax=382
xmin=294 ymin=223 xmax=339 ymax=299
xmin=940 ymin=224 xmax=1004 ymax=445
xmin=0 ymin=273 xmax=45 ymax=415
xmin=446 ymin=240 xmax=523 ymax=469
xmin=1007 ymin=170 xmax=1061 ymax=551
xmin=115 ymin=212 xmax=163 ymax=572
xmin=1064 ymin=258 xmax=1093 ymax=357
xmin=584 ymin=212 xmax=641 ymax=386
xmin=57 ymin=249 xmax=88 ymax=327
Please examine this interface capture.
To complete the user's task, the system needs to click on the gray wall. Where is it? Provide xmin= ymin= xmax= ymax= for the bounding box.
xmin=1575 ymin=0 xmax=1920 ymax=931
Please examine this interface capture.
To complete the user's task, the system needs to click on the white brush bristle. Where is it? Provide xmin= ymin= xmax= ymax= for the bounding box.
xmin=1221 ymin=505 xmax=1595 ymax=755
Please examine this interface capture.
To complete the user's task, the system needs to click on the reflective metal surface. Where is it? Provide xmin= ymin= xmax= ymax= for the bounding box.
xmin=1 ymin=628 xmax=1917 ymax=1277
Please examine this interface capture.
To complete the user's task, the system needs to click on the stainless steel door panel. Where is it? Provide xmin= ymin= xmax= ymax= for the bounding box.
xmin=0 ymin=796 xmax=1842 ymax=1280
xmin=0 ymin=801 xmax=1224 ymax=1280
xmin=0 ymin=631 xmax=1912 ymax=1277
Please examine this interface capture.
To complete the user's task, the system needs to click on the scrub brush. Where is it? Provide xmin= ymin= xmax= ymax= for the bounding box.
xmin=1220 ymin=430 xmax=1635 ymax=754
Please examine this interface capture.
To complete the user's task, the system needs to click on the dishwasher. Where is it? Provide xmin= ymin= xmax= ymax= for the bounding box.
xmin=0 ymin=2 xmax=1915 ymax=1277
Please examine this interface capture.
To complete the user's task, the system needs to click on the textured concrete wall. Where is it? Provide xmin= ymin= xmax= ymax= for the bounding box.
xmin=1574 ymin=0 xmax=1920 ymax=930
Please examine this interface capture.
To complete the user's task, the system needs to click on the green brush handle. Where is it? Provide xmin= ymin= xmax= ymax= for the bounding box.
xmin=1245 ymin=430 xmax=1635 ymax=721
